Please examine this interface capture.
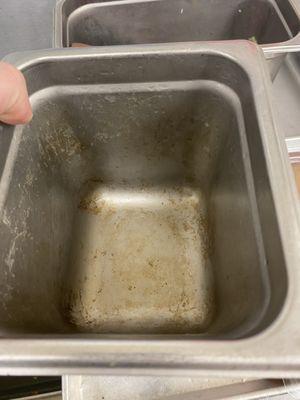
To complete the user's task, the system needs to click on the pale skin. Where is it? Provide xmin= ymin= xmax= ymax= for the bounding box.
xmin=0 ymin=61 xmax=32 ymax=125
xmin=0 ymin=46 xmax=88 ymax=125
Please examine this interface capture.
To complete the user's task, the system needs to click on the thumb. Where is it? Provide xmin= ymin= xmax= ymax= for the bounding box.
xmin=0 ymin=62 xmax=32 ymax=125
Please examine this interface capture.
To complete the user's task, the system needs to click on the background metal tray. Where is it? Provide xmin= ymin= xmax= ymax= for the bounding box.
xmin=62 ymin=376 xmax=300 ymax=400
xmin=54 ymin=0 xmax=300 ymax=77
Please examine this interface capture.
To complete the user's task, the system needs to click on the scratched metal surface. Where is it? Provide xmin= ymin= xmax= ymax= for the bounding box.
xmin=0 ymin=2 xmax=300 ymax=399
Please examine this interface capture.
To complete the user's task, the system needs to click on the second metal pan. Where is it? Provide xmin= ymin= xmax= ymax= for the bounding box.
xmin=54 ymin=0 xmax=300 ymax=78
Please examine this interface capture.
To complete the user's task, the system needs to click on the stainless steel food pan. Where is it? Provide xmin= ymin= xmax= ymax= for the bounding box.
xmin=62 ymin=376 xmax=300 ymax=400
xmin=9 ymin=378 xmax=300 ymax=400
xmin=13 ymin=395 xmax=61 ymax=400
xmin=0 ymin=42 xmax=299 ymax=376
xmin=54 ymin=0 xmax=300 ymax=77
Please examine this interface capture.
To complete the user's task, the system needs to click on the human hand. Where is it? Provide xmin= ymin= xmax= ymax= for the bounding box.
xmin=0 ymin=62 xmax=32 ymax=125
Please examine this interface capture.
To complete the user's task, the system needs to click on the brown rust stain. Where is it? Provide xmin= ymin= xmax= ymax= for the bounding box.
xmin=38 ymin=125 xmax=86 ymax=168
xmin=78 ymin=198 xmax=101 ymax=215
xmin=64 ymin=186 xmax=215 ymax=333
xmin=292 ymin=162 xmax=300 ymax=195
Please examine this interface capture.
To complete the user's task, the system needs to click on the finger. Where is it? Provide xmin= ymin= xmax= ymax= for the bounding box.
xmin=0 ymin=62 xmax=32 ymax=125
